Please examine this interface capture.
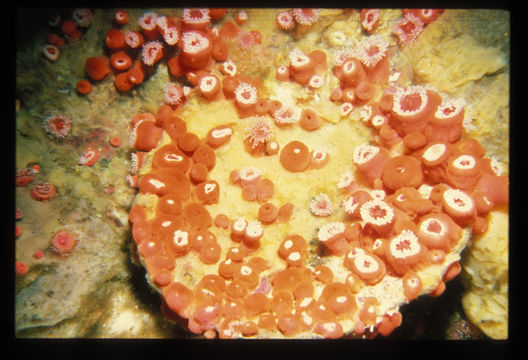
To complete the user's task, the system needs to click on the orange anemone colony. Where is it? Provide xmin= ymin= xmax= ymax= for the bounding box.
xmin=123 ymin=8 xmax=508 ymax=339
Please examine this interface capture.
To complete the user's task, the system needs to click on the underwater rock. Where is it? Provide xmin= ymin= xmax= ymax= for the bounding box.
xmin=462 ymin=210 xmax=508 ymax=339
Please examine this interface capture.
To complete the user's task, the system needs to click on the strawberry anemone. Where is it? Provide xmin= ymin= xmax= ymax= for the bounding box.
xmin=353 ymin=144 xmax=391 ymax=186
xmin=361 ymin=9 xmax=381 ymax=34
xmin=354 ymin=35 xmax=390 ymax=84
xmin=179 ymin=31 xmax=213 ymax=70
xmin=393 ymin=12 xmax=424 ymax=47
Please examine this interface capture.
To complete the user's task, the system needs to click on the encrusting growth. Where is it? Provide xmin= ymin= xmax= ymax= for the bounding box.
xmin=118 ymin=8 xmax=507 ymax=340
